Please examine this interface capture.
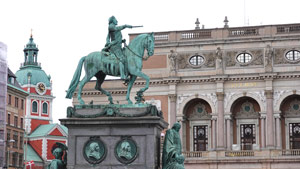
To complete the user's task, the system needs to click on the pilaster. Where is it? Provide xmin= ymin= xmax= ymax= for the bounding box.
xmin=216 ymin=92 xmax=225 ymax=149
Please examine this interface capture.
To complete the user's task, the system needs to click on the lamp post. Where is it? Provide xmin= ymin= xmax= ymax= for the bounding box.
xmin=0 ymin=139 xmax=15 ymax=169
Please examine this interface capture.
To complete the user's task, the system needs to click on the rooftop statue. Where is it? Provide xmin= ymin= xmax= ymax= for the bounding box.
xmin=48 ymin=142 xmax=68 ymax=169
xmin=162 ymin=123 xmax=185 ymax=169
xmin=66 ymin=16 xmax=154 ymax=105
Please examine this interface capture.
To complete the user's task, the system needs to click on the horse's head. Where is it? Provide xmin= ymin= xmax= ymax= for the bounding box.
xmin=145 ymin=33 xmax=154 ymax=57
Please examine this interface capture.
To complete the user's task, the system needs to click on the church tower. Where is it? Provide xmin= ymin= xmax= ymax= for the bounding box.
xmin=15 ymin=34 xmax=54 ymax=134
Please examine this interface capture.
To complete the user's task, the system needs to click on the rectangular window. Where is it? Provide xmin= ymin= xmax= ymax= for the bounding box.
xmin=21 ymin=99 xmax=24 ymax=109
xmin=7 ymin=114 xmax=10 ymax=125
xmin=19 ymin=134 xmax=23 ymax=150
xmin=18 ymin=154 xmax=23 ymax=167
xmin=20 ymin=118 xmax=23 ymax=129
xmin=14 ymin=116 xmax=18 ymax=127
xmin=15 ymin=97 xmax=19 ymax=108
xmin=8 ymin=94 xmax=11 ymax=105
xmin=240 ymin=124 xmax=256 ymax=150
xmin=7 ymin=129 xmax=11 ymax=141
xmin=289 ymin=123 xmax=300 ymax=149
xmin=193 ymin=125 xmax=208 ymax=151
xmin=13 ymin=131 xmax=18 ymax=148
xmin=12 ymin=152 xmax=18 ymax=167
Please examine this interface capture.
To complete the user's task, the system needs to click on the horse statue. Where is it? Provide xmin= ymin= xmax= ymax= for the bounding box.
xmin=66 ymin=33 xmax=155 ymax=105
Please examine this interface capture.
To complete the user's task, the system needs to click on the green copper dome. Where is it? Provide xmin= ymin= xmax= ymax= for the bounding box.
xmin=15 ymin=34 xmax=51 ymax=87
xmin=15 ymin=66 xmax=51 ymax=87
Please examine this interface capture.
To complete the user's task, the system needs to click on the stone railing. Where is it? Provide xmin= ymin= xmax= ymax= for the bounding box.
xmin=228 ymin=27 xmax=259 ymax=37
xmin=225 ymin=150 xmax=254 ymax=157
xmin=180 ymin=30 xmax=212 ymax=39
xmin=183 ymin=149 xmax=300 ymax=159
xmin=282 ymin=149 xmax=300 ymax=156
xmin=183 ymin=151 xmax=203 ymax=158
xmin=277 ymin=24 xmax=300 ymax=34
xmin=154 ymin=34 xmax=169 ymax=41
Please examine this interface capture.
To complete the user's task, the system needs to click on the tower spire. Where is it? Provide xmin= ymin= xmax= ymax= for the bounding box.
xmin=22 ymin=32 xmax=39 ymax=68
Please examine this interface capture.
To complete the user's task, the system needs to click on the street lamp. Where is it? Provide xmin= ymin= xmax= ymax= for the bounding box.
xmin=0 ymin=139 xmax=15 ymax=169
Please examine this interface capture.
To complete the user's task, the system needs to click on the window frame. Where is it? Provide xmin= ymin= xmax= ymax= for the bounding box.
xmin=188 ymin=54 xmax=206 ymax=67
xmin=32 ymin=101 xmax=38 ymax=113
xmin=285 ymin=50 xmax=300 ymax=62
xmin=42 ymin=102 xmax=48 ymax=114
xmin=236 ymin=52 xmax=253 ymax=65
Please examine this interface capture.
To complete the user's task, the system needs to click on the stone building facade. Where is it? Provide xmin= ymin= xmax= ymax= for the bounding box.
xmin=73 ymin=23 xmax=300 ymax=169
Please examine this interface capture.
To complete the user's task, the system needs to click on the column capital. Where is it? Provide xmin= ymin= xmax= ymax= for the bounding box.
xmin=216 ymin=92 xmax=224 ymax=101
xmin=168 ymin=94 xmax=177 ymax=102
xmin=224 ymin=114 xmax=232 ymax=120
xmin=265 ymin=90 xmax=273 ymax=99
xmin=274 ymin=114 xmax=281 ymax=119
xmin=260 ymin=114 xmax=266 ymax=119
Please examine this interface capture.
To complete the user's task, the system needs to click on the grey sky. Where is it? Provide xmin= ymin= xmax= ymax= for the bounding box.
xmin=1 ymin=0 xmax=300 ymax=123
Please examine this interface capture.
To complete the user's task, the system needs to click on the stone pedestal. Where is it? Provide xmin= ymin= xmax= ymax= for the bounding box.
xmin=60 ymin=105 xmax=168 ymax=169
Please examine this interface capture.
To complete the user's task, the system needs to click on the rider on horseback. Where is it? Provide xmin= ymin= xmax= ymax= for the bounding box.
xmin=102 ymin=16 xmax=132 ymax=80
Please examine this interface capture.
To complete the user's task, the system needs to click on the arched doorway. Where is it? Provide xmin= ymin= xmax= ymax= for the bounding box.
xmin=183 ymin=98 xmax=212 ymax=151
xmin=280 ymin=94 xmax=300 ymax=149
xmin=231 ymin=97 xmax=261 ymax=150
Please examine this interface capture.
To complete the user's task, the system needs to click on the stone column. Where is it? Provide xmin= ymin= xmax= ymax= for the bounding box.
xmin=260 ymin=114 xmax=266 ymax=148
xmin=265 ymin=90 xmax=275 ymax=149
xmin=168 ymin=94 xmax=177 ymax=127
xmin=216 ymin=92 xmax=225 ymax=149
xmin=211 ymin=116 xmax=217 ymax=150
xmin=274 ymin=114 xmax=282 ymax=149
xmin=225 ymin=115 xmax=231 ymax=150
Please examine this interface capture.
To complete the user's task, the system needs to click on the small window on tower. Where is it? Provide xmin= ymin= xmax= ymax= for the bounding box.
xmin=43 ymin=102 xmax=48 ymax=114
xmin=32 ymin=101 xmax=38 ymax=113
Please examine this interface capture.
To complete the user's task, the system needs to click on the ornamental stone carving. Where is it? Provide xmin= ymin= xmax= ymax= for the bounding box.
xmin=236 ymin=101 xmax=260 ymax=118
xmin=168 ymin=50 xmax=178 ymax=71
xmin=177 ymin=52 xmax=215 ymax=69
xmin=264 ymin=45 xmax=273 ymax=72
xmin=286 ymin=99 xmax=300 ymax=117
xmin=273 ymin=48 xmax=300 ymax=64
xmin=189 ymin=103 xmax=211 ymax=119
xmin=215 ymin=47 xmax=224 ymax=74
xmin=225 ymin=50 xmax=263 ymax=67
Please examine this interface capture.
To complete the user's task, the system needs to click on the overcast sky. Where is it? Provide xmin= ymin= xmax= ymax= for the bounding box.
xmin=1 ymin=0 xmax=300 ymax=123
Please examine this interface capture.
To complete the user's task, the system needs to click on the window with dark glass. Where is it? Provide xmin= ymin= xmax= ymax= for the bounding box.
xmin=20 ymin=118 xmax=23 ymax=129
xmin=42 ymin=102 xmax=48 ymax=114
xmin=189 ymin=55 xmax=205 ymax=66
xmin=237 ymin=53 xmax=252 ymax=63
xmin=240 ymin=124 xmax=256 ymax=150
xmin=18 ymin=154 xmax=23 ymax=167
xmin=32 ymin=101 xmax=38 ymax=113
xmin=14 ymin=116 xmax=18 ymax=127
xmin=15 ymin=97 xmax=19 ymax=108
xmin=193 ymin=125 xmax=208 ymax=151
xmin=21 ymin=99 xmax=24 ymax=109
xmin=20 ymin=134 xmax=23 ymax=149
xmin=7 ymin=114 xmax=10 ymax=125
xmin=286 ymin=50 xmax=300 ymax=61
xmin=8 ymin=94 xmax=11 ymax=105
xmin=7 ymin=129 xmax=11 ymax=141
xmin=13 ymin=131 xmax=18 ymax=148
xmin=12 ymin=152 xmax=18 ymax=167
xmin=289 ymin=123 xmax=300 ymax=149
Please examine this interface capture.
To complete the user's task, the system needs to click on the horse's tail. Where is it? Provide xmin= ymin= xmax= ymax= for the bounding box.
xmin=66 ymin=56 xmax=86 ymax=99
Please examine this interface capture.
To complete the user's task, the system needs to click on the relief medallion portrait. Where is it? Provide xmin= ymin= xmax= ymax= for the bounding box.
xmin=115 ymin=137 xmax=138 ymax=164
xmin=83 ymin=137 xmax=107 ymax=164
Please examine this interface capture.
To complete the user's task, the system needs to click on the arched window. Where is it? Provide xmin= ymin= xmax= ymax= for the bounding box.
xmin=43 ymin=102 xmax=48 ymax=114
xmin=189 ymin=55 xmax=205 ymax=66
xmin=285 ymin=50 xmax=300 ymax=61
xmin=32 ymin=101 xmax=38 ymax=113
xmin=236 ymin=53 xmax=252 ymax=63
